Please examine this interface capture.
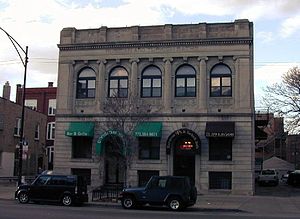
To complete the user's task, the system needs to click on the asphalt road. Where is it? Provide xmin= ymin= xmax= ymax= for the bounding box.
xmin=0 ymin=200 xmax=300 ymax=219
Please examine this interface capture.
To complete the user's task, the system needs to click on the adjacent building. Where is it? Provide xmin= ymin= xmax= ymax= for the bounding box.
xmin=0 ymin=82 xmax=47 ymax=176
xmin=16 ymin=82 xmax=57 ymax=170
xmin=55 ymin=20 xmax=255 ymax=195
xmin=286 ymin=135 xmax=300 ymax=170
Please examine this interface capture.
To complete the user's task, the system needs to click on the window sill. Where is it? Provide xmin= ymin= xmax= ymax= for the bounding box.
xmin=136 ymin=159 xmax=162 ymax=164
xmin=71 ymin=158 xmax=93 ymax=162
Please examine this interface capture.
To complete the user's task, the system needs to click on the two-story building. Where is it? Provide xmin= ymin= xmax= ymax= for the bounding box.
xmin=0 ymin=82 xmax=47 ymax=176
xmin=55 ymin=19 xmax=254 ymax=195
xmin=16 ymin=82 xmax=57 ymax=170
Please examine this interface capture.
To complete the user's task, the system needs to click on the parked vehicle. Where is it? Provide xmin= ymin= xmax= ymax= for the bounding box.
xmin=257 ymin=169 xmax=279 ymax=186
xmin=15 ymin=174 xmax=88 ymax=206
xmin=287 ymin=170 xmax=300 ymax=186
xmin=119 ymin=176 xmax=197 ymax=211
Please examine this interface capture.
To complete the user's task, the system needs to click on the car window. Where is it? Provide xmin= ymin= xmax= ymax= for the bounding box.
xmin=169 ymin=178 xmax=185 ymax=190
xmin=66 ymin=176 xmax=76 ymax=186
xmin=35 ymin=175 xmax=51 ymax=185
xmin=261 ymin=170 xmax=275 ymax=175
xmin=48 ymin=176 xmax=66 ymax=185
xmin=158 ymin=179 xmax=167 ymax=188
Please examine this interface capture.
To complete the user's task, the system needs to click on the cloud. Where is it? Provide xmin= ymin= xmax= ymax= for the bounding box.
xmin=254 ymin=62 xmax=300 ymax=107
xmin=280 ymin=15 xmax=300 ymax=37
xmin=255 ymin=62 xmax=299 ymax=84
xmin=256 ymin=31 xmax=274 ymax=43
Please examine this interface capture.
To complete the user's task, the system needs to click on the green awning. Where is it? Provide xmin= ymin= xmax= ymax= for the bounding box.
xmin=65 ymin=122 xmax=94 ymax=137
xmin=134 ymin=122 xmax=162 ymax=137
xmin=96 ymin=130 xmax=125 ymax=155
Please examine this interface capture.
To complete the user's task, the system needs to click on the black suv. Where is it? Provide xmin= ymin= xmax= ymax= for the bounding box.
xmin=15 ymin=174 xmax=88 ymax=206
xmin=120 ymin=176 xmax=197 ymax=211
xmin=287 ymin=170 xmax=300 ymax=186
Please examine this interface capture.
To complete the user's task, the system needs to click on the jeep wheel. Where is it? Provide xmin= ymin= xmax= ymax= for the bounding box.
xmin=121 ymin=196 xmax=136 ymax=209
xmin=167 ymin=197 xmax=183 ymax=211
xmin=18 ymin=192 xmax=29 ymax=204
xmin=62 ymin=194 xmax=73 ymax=206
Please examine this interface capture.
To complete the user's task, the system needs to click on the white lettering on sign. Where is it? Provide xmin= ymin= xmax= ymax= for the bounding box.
xmin=136 ymin=132 xmax=158 ymax=137
xmin=66 ymin=131 xmax=88 ymax=136
xmin=205 ymin=132 xmax=234 ymax=137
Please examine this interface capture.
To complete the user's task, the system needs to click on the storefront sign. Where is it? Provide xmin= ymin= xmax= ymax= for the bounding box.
xmin=166 ymin=129 xmax=201 ymax=154
xmin=205 ymin=132 xmax=234 ymax=138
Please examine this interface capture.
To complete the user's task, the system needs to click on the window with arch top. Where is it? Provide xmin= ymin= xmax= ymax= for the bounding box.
xmin=76 ymin=68 xmax=96 ymax=98
xmin=175 ymin=65 xmax=196 ymax=97
xmin=109 ymin=67 xmax=128 ymax=98
xmin=141 ymin=65 xmax=162 ymax=97
xmin=210 ymin=64 xmax=232 ymax=97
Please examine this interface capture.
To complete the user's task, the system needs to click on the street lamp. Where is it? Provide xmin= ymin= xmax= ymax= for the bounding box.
xmin=0 ymin=27 xmax=28 ymax=185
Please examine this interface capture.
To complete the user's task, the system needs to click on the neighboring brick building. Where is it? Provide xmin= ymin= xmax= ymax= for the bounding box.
xmin=55 ymin=20 xmax=255 ymax=195
xmin=16 ymin=82 xmax=57 ymax=170
xmin=286 ymin=135 xmax=300 ymax=169
xmin=0 ymin=82 xmax=47 ymax=176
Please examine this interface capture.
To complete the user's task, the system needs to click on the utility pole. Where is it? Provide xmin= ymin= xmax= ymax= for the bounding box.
xmin=0 ymin=27 xmax=29 ymax=185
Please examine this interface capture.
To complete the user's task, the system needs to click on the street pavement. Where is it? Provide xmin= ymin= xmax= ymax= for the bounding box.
xmin=2 ymin=182 xmax=300 ymax=217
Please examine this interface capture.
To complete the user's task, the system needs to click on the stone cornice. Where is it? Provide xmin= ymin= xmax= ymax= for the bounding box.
xmin=55 ymin=112 xmax=254 ymax=118
xmin=58 ymin=38 xmax=252 ymax=51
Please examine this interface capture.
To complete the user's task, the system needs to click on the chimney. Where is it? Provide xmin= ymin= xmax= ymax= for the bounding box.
xmin=2 ymin=81 xmax=11 ymax=100
xmin=48 ymin=82 xmax=53 ymax=87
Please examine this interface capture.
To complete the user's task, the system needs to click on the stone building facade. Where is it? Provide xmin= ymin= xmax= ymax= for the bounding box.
xmin=55 ymin=19 xmax=254 ymax=195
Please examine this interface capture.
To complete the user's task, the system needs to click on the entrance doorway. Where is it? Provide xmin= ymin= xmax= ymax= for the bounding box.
xmin=173 ymin=136 xmax=195 ymax=184
xmin=167 ymin=129 xmax=201 ymax=185
xmin=104 ymin=136 xmax=125 ymax=185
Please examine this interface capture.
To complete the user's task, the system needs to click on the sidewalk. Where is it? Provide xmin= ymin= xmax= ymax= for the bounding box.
xmin=2 ymin=183 xmax=300 ymax=217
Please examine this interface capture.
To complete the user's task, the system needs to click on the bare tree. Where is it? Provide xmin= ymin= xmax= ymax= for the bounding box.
xmin=263 ymin=66 xmax=300 ymax=133
xmin=100 ymin=93 xmax=151 ymax=187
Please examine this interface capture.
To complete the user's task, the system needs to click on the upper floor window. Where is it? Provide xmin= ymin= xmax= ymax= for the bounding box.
xmin=210 ymin=64 xmax=232 ymax=97
xmin=141 ymin=66 xmax=162 ymax=98
xmin=175 ymin=65 xmax=196 ymax=97
xmin=48 ymin=99 xmax=56 ymax=116
xmin=76 ymin=68 xmax=96 ymax=99
xmin=0 ymin=114 xmax=3 ymax=131
xmin=14 ymin=118 xmax=21 ymax=136
xmin=35 ymin=124 xmax=40 ymax=140
xmin=109 ymin=67 xmax=128 ymax=98
xmin=25 ymin=99 xmax=37 ymax=111
xmin=47 ymin=122 xmax=55 ymax=140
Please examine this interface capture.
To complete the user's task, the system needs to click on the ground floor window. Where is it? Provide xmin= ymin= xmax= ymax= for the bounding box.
xmin=71 ymin=168 xmax=91 ymax=185
xmin=138 ymin=170 xmax=159 ymax=186
xmin=72 ymin=137 xmax=92 ymax=159
xmin=209 ymin=138 xmax=232 ymax=160
xmin=138 ymin=137 xmax=160 ymax=160
xmin=209 ymin=171 xmax=232 ymax=189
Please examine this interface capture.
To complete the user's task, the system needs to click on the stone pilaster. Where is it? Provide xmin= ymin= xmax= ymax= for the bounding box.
xmin=129 ymin=58 xmax=140 ymax=98
xmin=198 ymin=57 xmax=208 ymax=110
xmin=97 ymin=59 xmax=107 ymax=111
xmin=233 ymin=56 xmax=239 ymax=109
xmin=163 ymin=57 xmax=173 ymax=113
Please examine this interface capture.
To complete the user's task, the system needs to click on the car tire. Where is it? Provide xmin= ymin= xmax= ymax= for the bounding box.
xmin=62 ymin=194 xmax=73 ymax=206
xmin=167 ymin=196 xmax=183 ymax=211
xmin=18 ymin=192 xmax=29 ymax=204
xmin=121 ymin=196 xmax=136 ymax=209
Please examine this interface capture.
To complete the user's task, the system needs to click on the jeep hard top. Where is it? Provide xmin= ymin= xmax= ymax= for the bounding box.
xmin=120 ymin=175 xmax=197 ymax=211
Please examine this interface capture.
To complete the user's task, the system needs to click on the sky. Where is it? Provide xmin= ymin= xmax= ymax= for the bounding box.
xmin=0 ymin=0 xmax=300 ymax=108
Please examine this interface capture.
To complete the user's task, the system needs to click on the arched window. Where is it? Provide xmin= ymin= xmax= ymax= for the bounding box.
xmin=76 ymin=68 xmax=96 ymax=98
xmin=210 ymin=64 xmax=232 ymax=97
xmin=175 ymin=65 xmax=196 ymax=97
xmin=109 ymin=67 xmax=128 ymax=98
xmin=141 ymin=66 xmax=162 ymax=97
